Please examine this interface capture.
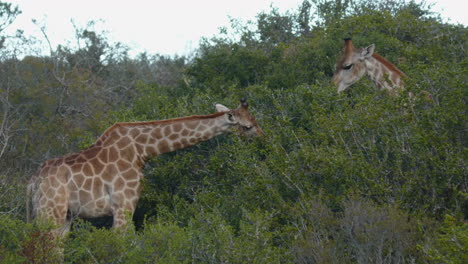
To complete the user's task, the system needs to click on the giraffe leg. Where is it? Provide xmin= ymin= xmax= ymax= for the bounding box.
xmin=110 ymin=192 xmax=134 ymax=229
xmin=58 ymin=214 xmax=72 ymax=236
xmin=112 ymin=207 xmax=129 ymax=228
xmin=52 ymin=202 xmax=70 ymax=237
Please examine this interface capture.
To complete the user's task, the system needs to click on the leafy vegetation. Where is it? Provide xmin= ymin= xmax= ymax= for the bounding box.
xmin=0 ymin=0 xmax=466 ymax=263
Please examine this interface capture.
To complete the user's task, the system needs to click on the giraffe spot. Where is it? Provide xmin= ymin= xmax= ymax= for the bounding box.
xmin=52 ymin=158 xmax=64 ymax=166
xmin=68 ymin=180 xmax=79 ymax=191
xmin=157 ymin=140 xmax=170 ymax=154
xmin=181 ymin=138 xmax=190 ymax=147
xmin=83 ymin=147 xmax=100 ymax=159
xmin=74 ymin=173 xmax=85 ymax=188
xmin=46 ymin=187 xmax=55 ymax=198
xmin=145 ymin=146 xmax=157 ymax=156
xmin=118 ymin=126 xmax=129 ymax=136
xmin=203 ymin=132 xmax=213 ymax=140
xmin=40 ymin=181 xmax=48 ymax=191
xmin=127 ymin=180 xmax=140 ymax=188
xmin=185 ymin=121 xmax=198 ymax=129
xmin=129 ymin=129 xmax=140 ymax=138
xmin=198 ymin=125 xmax=207 ymax=131
xmin=49 ymin=166 xmax=58 ymax=176
xmin=64 ymin=154 xmax=79 ymax=165
xmin=135 ymin=144 xmax=145 ymax=155
xmin=163 ymin=126 xmax=172 ymax=137
xmin=173 ymin=142 xmax=183 ymax=150
xmin=56 ymin=195 xmax=67 ymax=205
xmin=79 ymin=190 xmax=92 ymax=204
xmin=121 ymin=145 xmax=135 ymax=163
xmin=124 ymin=201 xmax=135 ymax=211
xmin=83 ymin=178 xmax=93 ymax=190
xmin=83 ymin=163 xmax=94 ymax=177
xmin=114 ymin=177 xmax=125 ymax=190
xmin=102 ymin=164 xmax=118 ymax=182
xmin=181 ymin=129 xmax=190 ymax=136
xmin=169 ymin=134 xmax=179 ymax=141
xmin=102 ymin=137 xmax=115 ymax=147
xmin=108 ymin=146 xmax=119 ymax=163
xmin=48 ymin=177 xmax=60 ymax=188
xmin=122 ymin=169 xmax=139 ymax=181
xmin=57 ymin=166 xmax=71 ymax=184
xmin=189 ymin=138 xmax=197 ymax=144
xmin=173 ymin=123 xmax=183 ymax=132
xmin=56 ymin=183 xmax=66 ymax=195
xmin=40 ymin=166 xmax=51 ymax=177
xmin=117 ymin=160 xmax=131 ymax=172
xmin=124 ymin=189 xmax=136 ymax=198
xmin=71 ymin=163 xmax=84 ymax=173
xmin=142 ymin=127 xmax=152 ymax=134
xmin=98 ymin=148 xmax=109 ymax=163
xmin=135 ymin=134 xmax=149 ymax=144
xmin=94 ymin=139 xmax=104 ymax=146
xmin=151 ymin=129 xmax=163 ymax=140
xmin=147 ymin=137 xmax=156 ymax=145
xmin=106 ymin=130 xmax=120 ymax=145
xmin=90 ymin=158 xmax=105 ymax=174
xmin=46 ymin=200 xmax=55 ymax=208
xmin=75 ymin=155 xmax=87 ymax=163
xmin=117 ymin=137 xmax=132 ymax=149
xmin=111 ymin=193 xmax=125 ymax=206
xmin=195 ymin=133 xmax=202 ymax=138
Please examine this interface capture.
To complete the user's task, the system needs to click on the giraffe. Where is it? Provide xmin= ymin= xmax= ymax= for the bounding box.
xmin=332 ymin=38 xmax=406 ymax=95
xmin=27 ymin=99 xmax=263 ymax=236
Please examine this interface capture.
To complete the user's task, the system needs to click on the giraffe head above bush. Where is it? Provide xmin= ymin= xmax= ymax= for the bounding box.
xmin=332 ymin=38 xmax=405 ymax=95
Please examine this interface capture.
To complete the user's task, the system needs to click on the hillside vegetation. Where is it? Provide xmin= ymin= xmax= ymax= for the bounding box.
xmin=0 ymin=0 xmax=466 ymax=263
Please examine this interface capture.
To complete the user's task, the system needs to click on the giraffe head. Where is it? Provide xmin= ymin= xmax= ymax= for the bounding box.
xmin=332 ymin=38 xmax=375 ymax=93
xmin=215 ymin=99 xmax=264 ymax=137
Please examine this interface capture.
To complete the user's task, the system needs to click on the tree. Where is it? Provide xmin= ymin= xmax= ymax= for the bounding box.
xmin=0 ymin=1 xmax=20 ymax=49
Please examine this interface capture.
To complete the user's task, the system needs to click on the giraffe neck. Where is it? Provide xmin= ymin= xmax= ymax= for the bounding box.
xmin=365 ymin=54 xmax=404 ymax=92
xmin=97 ymin=112 xmax=230 ymax=163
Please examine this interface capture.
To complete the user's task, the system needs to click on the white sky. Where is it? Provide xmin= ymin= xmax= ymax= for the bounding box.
xmin=4 ymin=0 xmax=467 ymax=57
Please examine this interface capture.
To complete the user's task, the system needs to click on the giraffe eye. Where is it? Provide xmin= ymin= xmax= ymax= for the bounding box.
xmin=342 ymin=64 xmax=353 ymax=70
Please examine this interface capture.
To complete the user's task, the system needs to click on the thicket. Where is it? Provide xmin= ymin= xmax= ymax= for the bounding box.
xmin=0 ymin=0 xmax=466 ymax=263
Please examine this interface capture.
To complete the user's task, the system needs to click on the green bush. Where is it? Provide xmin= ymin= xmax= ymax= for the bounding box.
xmin=420 ymin=215 xmax=468 ymax=264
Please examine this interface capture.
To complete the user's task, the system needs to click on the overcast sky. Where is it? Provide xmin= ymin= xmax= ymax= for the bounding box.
xmin=4 ymin=0 xmax=467 ymax=57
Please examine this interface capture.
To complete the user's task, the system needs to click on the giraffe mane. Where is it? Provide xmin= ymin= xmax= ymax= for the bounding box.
xmin=97 ymin=112 xmax=226 ymax=142
xmin=372 ymin=53 xmax=405 ymax=77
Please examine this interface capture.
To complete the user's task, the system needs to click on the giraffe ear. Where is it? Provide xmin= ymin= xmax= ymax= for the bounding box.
xmin=361 ymin=44 xmax=375 ymax=58
xmin=215 ymin=104 xmax=230 ymax=112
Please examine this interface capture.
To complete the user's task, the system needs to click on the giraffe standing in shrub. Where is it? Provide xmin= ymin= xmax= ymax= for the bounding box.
xmin=332 ymin=38 xmax=406 ymax=95
xmin=27 ymin=99 xmax=263 ymax=236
